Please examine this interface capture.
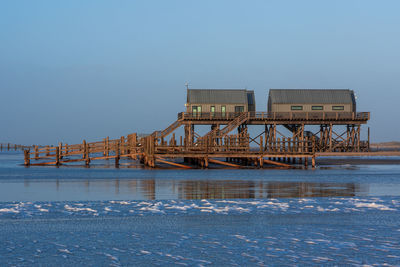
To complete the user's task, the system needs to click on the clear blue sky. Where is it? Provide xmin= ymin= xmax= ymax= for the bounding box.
xmin=1 ymin=0 xmax=399 ymax=144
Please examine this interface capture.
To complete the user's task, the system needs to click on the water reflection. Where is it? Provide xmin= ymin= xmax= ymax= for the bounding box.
xmin=2 ymin=179 xmax=368 ymax=202
xmin=178 ymin=181 xmax=364 ymax=199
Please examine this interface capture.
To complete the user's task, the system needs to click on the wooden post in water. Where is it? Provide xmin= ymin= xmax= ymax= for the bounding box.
xmin=24 ymin=150 xmax=30 ymax=166
xmin=103 ymin=138 xmax=106 ymax=156
xmin=82 ymin=140 xmax=86 ymax=159
xmin=115 ymin=141 xmax=120 ymax=167
xmin=34 ymin=145 xmax=39 ymax=160
xmin=85 ymin=142 xmax=90 ymax=166
xmin=282 ymin=137 xmax=286 ymax=162
xmin=368 ymin=127 xmax=370 ymax=152
xmin=106 ymin=136 xmax=110 ymax=157
xmin=120 ymin=136 xmax=125 ymax=155
xmin=56 ymin=147 xmax=60 ymax=166
xmin=8 ymin=143 xmax=10 ymax=151
xmin=58 ymin=143 xmax=63 ymax=159
xmin=312 ymin=155 xmax=316 ymax=169
xmin=132 ymin=133 xmax=137 ymax=160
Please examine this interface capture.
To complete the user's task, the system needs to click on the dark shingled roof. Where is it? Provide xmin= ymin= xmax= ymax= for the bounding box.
xmin=187 ymin=89 xmax=252 ymax=104
xmin=269 ymin=89 xmax=355 ymax=104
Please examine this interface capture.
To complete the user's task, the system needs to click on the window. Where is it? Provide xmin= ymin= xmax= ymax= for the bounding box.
xmin=211 ymin=106 xmax=215 ymax=117
xmin=291 ymin=106 xmax=303 ymax=111
xmin=332 ymin=106 xmax=344 ymax=111
xmin=235 ymin=106 xmax=244 ymax=113
xmin=221 ymin=106 xmax=226 ymax=117
xmin=312 ymin=106 xmax=323 ymax=110
xmin=192 ymin=106 xmax=202 ymax=116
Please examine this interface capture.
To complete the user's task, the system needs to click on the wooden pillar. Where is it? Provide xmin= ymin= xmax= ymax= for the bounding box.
xmin=282 ymin=137 xmax=286 ymax=162
xmin=65 ymin=144 xmax=69 ymax=156
xmin=85 ymin=142 xmax=90 ymax=166
xmin=34 ymin=145 xmax=39 ymax=160
xmin=329 ymin=123 xmax=333 ymax=152
xmin=58 ymin=142 xmax=63 ymax=159
xmin=115 ymin=141 xmax=120 ymax=167
xmin=368 ymin=127 xmax=370 ymax=152
xmin=46 ymin=145 xmax=50 ymax=156
xmin=24 ymin=150 xmax=30 ymax=166
xmin=120 ymin=136 xmax=125 ymax=154
xmin=82 ymin=140 xmax=86 ymax=159
xmin=357 ymin=125 xmax=361 ymax=152
xmin=56 ymin=147 xmax=60 ymax=166
xmin=103 ymin=138 xmax=106 ymax=156
xmin=312 ymin=155 xmax=316 ymax=169
xmin=106 ymin=136 xmax=110 ymax=157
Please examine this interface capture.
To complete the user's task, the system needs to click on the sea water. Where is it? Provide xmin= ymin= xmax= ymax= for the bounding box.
xmin=0 ymin=151 xmax=399 ymax=266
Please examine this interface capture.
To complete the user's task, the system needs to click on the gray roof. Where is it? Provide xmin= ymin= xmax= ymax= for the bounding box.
xmin=187 ymin=89 xmax=252 ymax=104
xmin=269 ymin=89 xmax=355 ymax=104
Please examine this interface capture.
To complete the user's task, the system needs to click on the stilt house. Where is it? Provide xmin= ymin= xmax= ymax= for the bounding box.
xmin=186 ymin=89 xmax=255 ymax=116
xmin=268 ymin=89 xmax=356 ymax=113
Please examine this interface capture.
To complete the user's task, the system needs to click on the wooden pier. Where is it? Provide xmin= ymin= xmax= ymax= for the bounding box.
xmin=20 ymin=111 xmax=374 ymax=169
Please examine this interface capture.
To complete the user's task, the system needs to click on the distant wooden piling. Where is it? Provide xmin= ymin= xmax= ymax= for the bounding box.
xmin=24 ymin=150 xmax=30 ymax=166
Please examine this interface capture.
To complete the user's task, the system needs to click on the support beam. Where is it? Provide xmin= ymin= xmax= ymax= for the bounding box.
xmin=263 ymin=159 xmax=293 ymax=168
xmin=208 ymin=158 xmax=241 ymax=168
xmin=156 ymin=157 xmax=192 ymax=169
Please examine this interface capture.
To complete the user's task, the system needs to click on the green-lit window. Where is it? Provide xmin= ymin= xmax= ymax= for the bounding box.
xmin=332 ymin=106 xmax=344 ymax=110
xmin=221 ymin=106 xmax=226 ymax=117
xmin=291 ymin=106 xmax=303 ymax=110
xmin=312 ymin=106 xmax=323 ymax=110
xmin=192 ymin=106 xmax=202 ymax=116
xmin=211 ymin=106 xmax=215 ymax=117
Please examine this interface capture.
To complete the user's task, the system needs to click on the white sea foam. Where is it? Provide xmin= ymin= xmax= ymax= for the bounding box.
xmin=354 ymin=202 xmax=395 ymax=211
xmin=64 ymin=205 xmax=97 ymax=213
xmin=0 ymin=208 xmax=19 ymax=213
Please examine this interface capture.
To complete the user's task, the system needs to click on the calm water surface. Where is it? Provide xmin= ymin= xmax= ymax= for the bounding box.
xmin=1 ymin=151 xmax=400 ymax=201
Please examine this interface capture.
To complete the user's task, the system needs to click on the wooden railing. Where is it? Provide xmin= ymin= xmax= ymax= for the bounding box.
xmin=179 ymin=111 xmax=370 ymax=121
xmin=0 ymin=143 xmax=33 ymax=151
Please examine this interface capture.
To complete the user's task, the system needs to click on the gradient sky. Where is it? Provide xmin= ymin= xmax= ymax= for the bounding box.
xmin=1 ymin=0 xmax=399 ymax=144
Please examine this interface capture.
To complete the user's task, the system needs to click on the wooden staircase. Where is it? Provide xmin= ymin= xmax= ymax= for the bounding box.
xmin=152 ymin=119 xmax=183 ymax=139
xmin=196 ymin=112 xmax=250 ymax=144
